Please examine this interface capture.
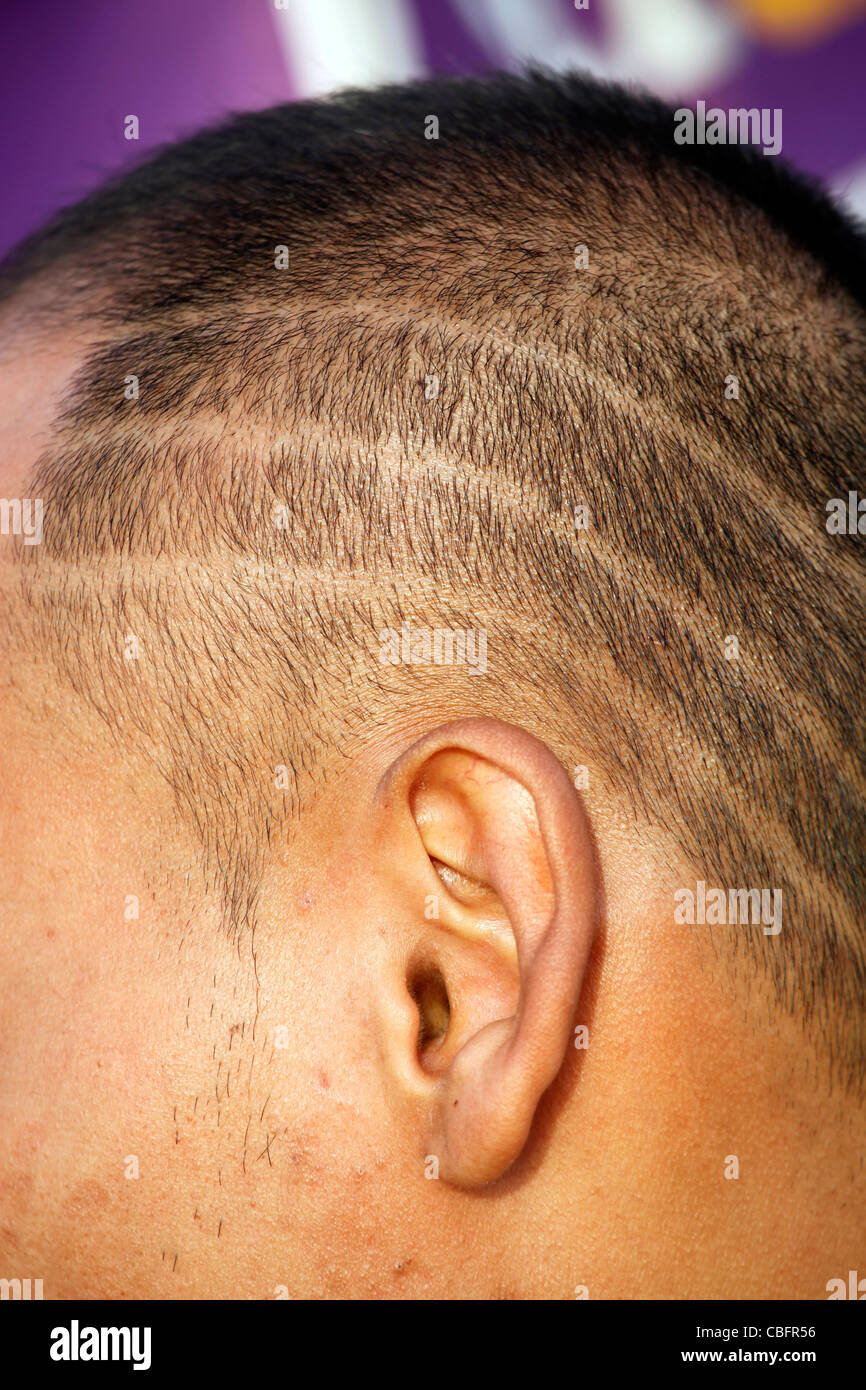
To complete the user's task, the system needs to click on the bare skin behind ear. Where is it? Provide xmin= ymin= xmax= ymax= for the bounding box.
xmin=2 ymin=673 xmax=864 ymax=1298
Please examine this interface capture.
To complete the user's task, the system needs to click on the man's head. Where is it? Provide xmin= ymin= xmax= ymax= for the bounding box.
xmin=0 ymin=69 xmax=864 ymax=1298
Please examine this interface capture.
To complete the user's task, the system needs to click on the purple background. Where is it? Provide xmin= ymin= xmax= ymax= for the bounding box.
xmin=2 ymin=0 xmax=865 ymax=260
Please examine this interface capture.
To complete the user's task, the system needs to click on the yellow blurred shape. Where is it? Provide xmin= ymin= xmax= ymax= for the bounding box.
xmin=730 ymin=0 xmax=866 ymax=41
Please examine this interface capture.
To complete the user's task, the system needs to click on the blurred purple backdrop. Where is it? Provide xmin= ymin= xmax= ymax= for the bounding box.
xmin=2 ymin=0 xmax=865 ymax=262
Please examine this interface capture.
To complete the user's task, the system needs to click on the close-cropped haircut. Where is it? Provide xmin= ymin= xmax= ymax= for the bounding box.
xmin=1 ymin=69 xmax=864 ymax=1088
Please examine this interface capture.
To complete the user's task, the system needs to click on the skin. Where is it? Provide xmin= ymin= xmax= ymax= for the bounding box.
xmin=0 ymin=336 xmax=864 ymax=1301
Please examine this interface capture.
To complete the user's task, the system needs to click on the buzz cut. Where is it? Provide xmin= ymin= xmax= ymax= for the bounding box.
xmin=1 ymin=68 xmax=864 ymax=1089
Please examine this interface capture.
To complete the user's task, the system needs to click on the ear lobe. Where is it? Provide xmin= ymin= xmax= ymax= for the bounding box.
xmin=382 ymin=718 xmax=599 ymax=1189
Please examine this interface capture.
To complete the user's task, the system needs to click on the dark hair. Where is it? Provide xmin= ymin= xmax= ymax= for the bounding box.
xmin=3 ymin=68 xmax=865 ymax=1088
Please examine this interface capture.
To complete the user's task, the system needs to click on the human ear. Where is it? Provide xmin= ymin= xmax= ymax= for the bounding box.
xmin=375 ymin=717 xmax=599 ymax=1189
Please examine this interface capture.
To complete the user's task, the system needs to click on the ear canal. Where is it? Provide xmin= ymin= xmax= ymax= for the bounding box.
xmin=408 ymin=963 xmax=451 ymax=1055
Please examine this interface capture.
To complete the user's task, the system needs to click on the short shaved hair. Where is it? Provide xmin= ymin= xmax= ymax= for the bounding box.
xmin=2 ymin=70 xmax=865 ymax=1087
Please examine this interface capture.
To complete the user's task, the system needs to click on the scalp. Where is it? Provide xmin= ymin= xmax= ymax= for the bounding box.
xmin=1 ymin=68 xmax=865 ymax=1090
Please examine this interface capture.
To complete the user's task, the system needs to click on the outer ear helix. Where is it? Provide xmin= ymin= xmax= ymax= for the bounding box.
xmin=382 ymin=718 xmax=598 ymax=1189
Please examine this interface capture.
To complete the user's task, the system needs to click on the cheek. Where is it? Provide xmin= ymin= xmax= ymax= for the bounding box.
xmin=209 ymin=974 xmax=422 ymax=1293
xmin=195 ymin=898 xmax=449 ymax=1294
xmin=242 ymin=977 xmax=390 ymax=1185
